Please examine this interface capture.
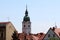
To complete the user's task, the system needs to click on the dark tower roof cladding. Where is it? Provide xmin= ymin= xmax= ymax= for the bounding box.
xmin=23 ymin=8 xmax=30 ymax=22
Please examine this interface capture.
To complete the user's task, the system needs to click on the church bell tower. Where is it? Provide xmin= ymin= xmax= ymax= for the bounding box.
xmin=22 ymin=6 xmax=31 ymax=35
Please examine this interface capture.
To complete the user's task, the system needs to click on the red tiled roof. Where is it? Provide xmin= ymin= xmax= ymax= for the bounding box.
xmin=37 ymin=33 xmax=45 ymax=40
xmin=54 ymin=28 xmax=60 ymax=37
xmin=18 ymin=33 xmax=45 ymax=40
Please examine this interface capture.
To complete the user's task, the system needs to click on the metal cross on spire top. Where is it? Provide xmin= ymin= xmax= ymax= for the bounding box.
xmin=26 ymin=4 xmax=27 ymax=11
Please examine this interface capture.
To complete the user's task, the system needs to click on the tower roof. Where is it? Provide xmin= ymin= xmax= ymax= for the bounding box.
xmin=23 ymin=6 xmax=30 ymax=22
xmin=25 ymin=5 xmax=28 ymax=16
xmin=25 ymin=8 xmax=28 ymax=16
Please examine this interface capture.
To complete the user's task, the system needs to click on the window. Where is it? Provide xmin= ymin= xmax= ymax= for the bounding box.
xmin=48 ymin=34 xmax=50 ymax=37
xmin=0 ymin=32 xmax=3 ymax=38
xmin=53 ymin=34 xmax=55 ymax=37
xmin=1 ymin=32 xmax=3 ymax=38
xmin=24 ymin=25 xmax=25 ymax=27
xmin=23 ymin=32 xmax=24 ymax=33
xmin=0 ymin=32 xmax=1 ymax=37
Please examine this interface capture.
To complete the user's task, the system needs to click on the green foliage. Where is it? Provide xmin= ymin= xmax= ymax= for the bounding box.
xmin=12 ymin=31 xmax=19 ymax=40
xmin=49 ymin=37 xmax=59 ymax=40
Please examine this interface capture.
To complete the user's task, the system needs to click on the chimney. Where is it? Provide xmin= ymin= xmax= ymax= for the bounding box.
xmin=52 ymin=27 xmax=56 ymax=31
xmin=40 ymin=33 xmax=43 ymax=35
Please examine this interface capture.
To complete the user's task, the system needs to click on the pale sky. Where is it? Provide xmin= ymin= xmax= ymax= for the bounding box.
xmin=0 ymin=0 xmax=60 ymax=34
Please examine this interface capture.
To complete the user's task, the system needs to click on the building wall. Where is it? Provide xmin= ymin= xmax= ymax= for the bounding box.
xmin=6 ymin=22 xmax=16 ymax=40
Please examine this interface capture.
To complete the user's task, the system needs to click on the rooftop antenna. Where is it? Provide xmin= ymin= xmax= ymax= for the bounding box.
xmin=55 ymin=22 xmax=57 ymax=28
xmin=7 ymin=17 xmax=10 ymax=22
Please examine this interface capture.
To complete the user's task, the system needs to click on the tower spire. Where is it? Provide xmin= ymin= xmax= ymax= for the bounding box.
xmin=23 ymin=5 xmax=30 ymax=22
xmin=26 ymin=4 xmax=27 ymax=10
xmin=25 ymin=5 xmax=28 ymax=16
